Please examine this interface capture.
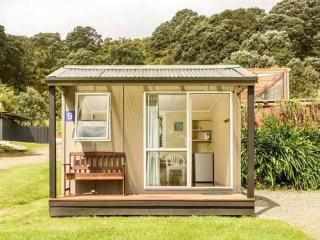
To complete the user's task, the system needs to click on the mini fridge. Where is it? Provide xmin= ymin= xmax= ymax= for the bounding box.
xmin=192 ymin=153 xmax=214 ymax=186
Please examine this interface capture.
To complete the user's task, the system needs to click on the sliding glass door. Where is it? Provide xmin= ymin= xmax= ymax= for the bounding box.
xmin=144 ymin=91 xmax=233 ymax=189
xmin=145 ymin=93 xmax=187 ymax=187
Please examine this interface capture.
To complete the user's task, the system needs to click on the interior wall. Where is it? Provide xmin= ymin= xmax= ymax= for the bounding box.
xmin=164 ymin=111 xmax=186 ymax=148
xmin=210 ymin=94 xmax=230 ymax=187
xmin=233 ymin=92 xmax=241 ymax=192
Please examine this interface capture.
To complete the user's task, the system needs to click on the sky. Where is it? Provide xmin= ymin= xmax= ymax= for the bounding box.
xmin=0 ymin=0 xmax=281 ymax=39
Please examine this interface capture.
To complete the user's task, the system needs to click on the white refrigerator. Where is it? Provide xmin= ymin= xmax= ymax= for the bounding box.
xmin=194 ymin=153 xmax=214 ymax=185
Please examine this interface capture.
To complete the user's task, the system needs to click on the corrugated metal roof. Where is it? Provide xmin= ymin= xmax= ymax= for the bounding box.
xmin=45 ymin=65 xmax=257 ymax=85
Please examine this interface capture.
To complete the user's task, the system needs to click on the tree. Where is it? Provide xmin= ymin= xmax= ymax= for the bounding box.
xmin=30 ymin=33 xmax=66 ymax=83
xmin=0 ymin=25 xmax=6 ymax=83
xmin=312 ymin=32 xmax=320 ymax=56
xmin=1 ymin=35 xmax=35 ymax=89
xmin=270 ymin=0 xmax=320 ymax=35
xmin=287 ymin=58 xmax=320 ymax=98
xmin=0 ymin=26 xmax=36 ymax=89
xmin=304 ymin=57 xmax=320 ymax=72
xmin=240 ymin=30 xmax=294 ymax=66
xmin=15 ymin=87 xmax=48 ymax=125
xmin=101 ymin=40 xmax=145 ymax=65
xmin=66 ymin=26 xmax=102 ymax=52
xmin=148 ymin=9 xmax=204 ymax=63
xmin=63 ymin=48 xmax=99 ymax=65
xmin=271 ymin=0 xmax=312 ymax=20
xmin=0 ymin=84 xmax=16 ymax=112
xmin=258 ymin=14 xmax=312 ymax=58
xmin=224 ymin=50 xmax=276 ymax=68
xmin=173 ymin=8 xmax=265 ymax=64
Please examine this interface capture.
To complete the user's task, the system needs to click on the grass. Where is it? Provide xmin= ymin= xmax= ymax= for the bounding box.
xmin=0 ymin=141 xmax=46 ymax=157
xmin=0 ymin=164 xmax=51 ymax=207
xmin=0 ymin=163 xmax=314 ymax=240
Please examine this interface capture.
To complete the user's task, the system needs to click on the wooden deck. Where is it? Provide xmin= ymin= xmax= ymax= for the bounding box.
xmin=49 ymin=193 xmax=255 ymax=217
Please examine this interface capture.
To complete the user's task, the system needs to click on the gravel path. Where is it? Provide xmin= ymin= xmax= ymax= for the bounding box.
xmin=0 ymin=144 xmax=61 ymax=169
xmin=256 ymin=190 xmax=320 ymax=239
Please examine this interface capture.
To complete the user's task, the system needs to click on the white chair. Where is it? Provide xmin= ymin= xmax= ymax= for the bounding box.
xmin=165 ymin=154 xmax=186 ymax=185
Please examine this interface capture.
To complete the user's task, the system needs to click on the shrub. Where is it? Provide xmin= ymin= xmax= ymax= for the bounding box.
xmin=241 ymin=115 xmax=320 ymax=190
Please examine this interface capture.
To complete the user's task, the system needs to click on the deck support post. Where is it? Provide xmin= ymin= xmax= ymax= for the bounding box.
xmin=247 ymin=85 xmax=255 ymax=199
xmin=49 ymin=85 xmax=56 ymax=198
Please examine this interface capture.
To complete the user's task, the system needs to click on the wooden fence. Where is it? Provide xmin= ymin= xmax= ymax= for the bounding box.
xmin=0 ymin=118 xmax=48 ymax=143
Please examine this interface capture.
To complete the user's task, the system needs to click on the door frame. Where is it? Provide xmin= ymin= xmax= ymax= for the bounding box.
xmin=187 ymin=92 xmax=233 ymax=190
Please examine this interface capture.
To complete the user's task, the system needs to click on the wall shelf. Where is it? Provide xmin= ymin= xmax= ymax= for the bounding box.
xmin=192 ymin=119 xmax=212 ymax=121
xmin=192 ymin=119 xmax=212 ymax=151
xmin=192 ymin=129 xmax=212 ymax=132
xmin=192 ymin=139 xmax=212 ymax=142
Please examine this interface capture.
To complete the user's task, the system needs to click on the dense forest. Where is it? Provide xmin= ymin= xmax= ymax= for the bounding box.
xmin=0 ymin=0 xmax=320 ymax=122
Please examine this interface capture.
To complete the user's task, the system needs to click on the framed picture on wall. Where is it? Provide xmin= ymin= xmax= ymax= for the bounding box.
xmin=174 ymin=122 xmax=183 ymax=131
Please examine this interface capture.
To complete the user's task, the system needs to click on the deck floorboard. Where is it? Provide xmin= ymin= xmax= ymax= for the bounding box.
xmin=49 ymin=193 xmax=255 ymax=216
xmin=52 ymin=193 xmax=253 ymax=202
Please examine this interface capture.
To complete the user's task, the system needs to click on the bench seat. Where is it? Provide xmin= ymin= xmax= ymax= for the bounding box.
xmin=66 ymin=173 xmax=124 ymax=180
xmin=63 ymin=152 xmax=126 ymax=195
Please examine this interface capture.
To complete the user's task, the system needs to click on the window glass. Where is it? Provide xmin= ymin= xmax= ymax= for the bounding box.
xmin=76 ymin=94 xmax=110 ymax=139
xmin=146 ymin=151 xmax=187 ymax=187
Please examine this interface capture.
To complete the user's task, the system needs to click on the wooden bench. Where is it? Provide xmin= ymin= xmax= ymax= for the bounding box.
xmin=63 ymin=152 xmax=126 ymax=196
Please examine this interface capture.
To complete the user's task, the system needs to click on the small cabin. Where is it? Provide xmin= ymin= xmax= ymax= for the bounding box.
xmin=46 ymin=65 xmax=256 ymax=216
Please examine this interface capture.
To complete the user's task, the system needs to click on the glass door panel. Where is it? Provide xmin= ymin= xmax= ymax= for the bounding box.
xmin=145 ymin=93 xmax=187 ymax=187
xmin=146 ymin=151 xmax=187 ymax=186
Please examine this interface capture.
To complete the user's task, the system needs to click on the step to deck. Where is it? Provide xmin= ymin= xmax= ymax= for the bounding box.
xmin=49 ymin=194 xmax=255 ymax=216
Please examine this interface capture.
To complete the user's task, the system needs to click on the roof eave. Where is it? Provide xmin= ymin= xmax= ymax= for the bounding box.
xmin=45 ymin=76 xmax=258 ymax=86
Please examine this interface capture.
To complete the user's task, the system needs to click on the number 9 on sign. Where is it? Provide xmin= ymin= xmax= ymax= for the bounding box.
xmin=65 ymin=111 xmax=75 ymax=121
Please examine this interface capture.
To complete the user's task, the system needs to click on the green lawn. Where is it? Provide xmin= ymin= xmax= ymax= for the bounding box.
xmin=0 ymin=164 xmax=314 ymax=240
xmin=0 ymin=141 xmax=46 ymax=157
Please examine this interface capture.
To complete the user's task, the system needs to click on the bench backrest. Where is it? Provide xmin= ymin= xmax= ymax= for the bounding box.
xmin=69 ymin=152 xmax=125 ymax=174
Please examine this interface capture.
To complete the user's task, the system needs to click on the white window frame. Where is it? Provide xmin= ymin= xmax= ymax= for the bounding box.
xmin=143 ymin=91 xmax=233 ymax=191
xmin=74 ymin=92 xmax=111 ymax=141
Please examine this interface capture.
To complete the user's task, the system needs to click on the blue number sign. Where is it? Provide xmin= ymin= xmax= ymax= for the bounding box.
xmin=65 ymin=111 xmax=75 ymax=121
